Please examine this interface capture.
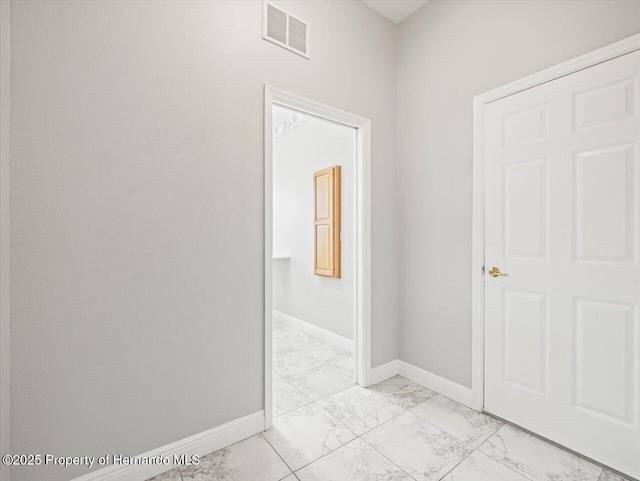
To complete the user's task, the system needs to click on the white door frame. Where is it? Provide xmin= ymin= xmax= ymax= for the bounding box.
xmin=471 ymin=33 xmax=640 ymax=412
xmin=264 ymin=85 xmax=372 ymax=430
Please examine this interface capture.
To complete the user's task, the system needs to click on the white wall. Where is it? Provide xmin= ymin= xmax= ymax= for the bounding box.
xmin=8 ymin=2 xmax=398 ymax=480
xmin=397 ymin=0 xmax=640 ymax=388
xmin=1 ymin=3 xmax=11 ymax=481
xmin=273 ymin=109 xmax=355 ymax=340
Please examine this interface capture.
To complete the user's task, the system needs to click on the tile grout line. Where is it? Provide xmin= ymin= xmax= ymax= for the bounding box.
xmin=272 ymin=378 xmax=314 ymax=418
xmin=277 ymin=356 xmax=354 ymax=388
xmin=266 ymin=398 xmax=361 ymax=474
xmin=276 ymin=355 xmax=509 ymax=481
xmin=274 ymin=323 xmax=354 ymax=381
xmin=413 ymin=412 xmax=563 ymax=481
xmin=308 ymin=384 xmax=438 ymax=480
xmin=290 ymin=375 xmax=456 ymax=478
xmin=200 ymin=320 xmax=609 ymax=481
xmin=480 ymin=419 xmax=610 ymax=481
xmin=432 ymin=424 xmax=506 ymax=481
xmin=273 ymin=391 xmax=374 ymax=477
xmin=342 ymin=388 xmax=517 ymax=481
xmin=175 ymin=389 xmax=482 ymax=481
xmin=267 ymin=343 xmax=359 ymax=476
xmin=357 ymin=406 xmax=465 ymax=481
xmin=357 ymin=436 xmax=420 ymax=481
xmin=287 ymin=432 xmax=359 ymax=474
xmin=271 ymin=378 xmax=420 ymax=477
xmin=478 ymin=430 xmax=541 ymax=481
xmin=179 ymin=357 xmax=621 ymax=481
xmin=270 ymin=397 xmax=381 ymax=475
xmin=464 ymin=425 xmax=606 ymax=481
xmin=309 ymin=377 xmax=419 ymax=438
xmin=260 ymin=432 xmax=297 ymax=477
xmin=372 ymin=387 xmax=611 ymax=481
xmin=282 ymin=366 xmax=356 ymax=404
xmin=275 ymin=327 xmax=561 ymax=481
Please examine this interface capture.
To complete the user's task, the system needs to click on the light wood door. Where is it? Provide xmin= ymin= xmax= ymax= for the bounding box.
xmin=314 ymin=166 xmax=341 ymax=278
xmin=484 ymin=50 xmax=640 ymax=478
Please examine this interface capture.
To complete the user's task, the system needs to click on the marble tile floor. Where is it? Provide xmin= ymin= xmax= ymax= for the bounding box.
xmin=148 ymin=320 xmax=633 ymax=481
xmin=271 ymin=319 xmax=356 ymax=407
xmin=149 ymin=385 xmax=634 ymax=481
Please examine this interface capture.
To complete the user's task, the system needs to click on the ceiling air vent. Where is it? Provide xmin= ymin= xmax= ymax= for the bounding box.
xmin=263 ymin=2 xmax=310 ymax=59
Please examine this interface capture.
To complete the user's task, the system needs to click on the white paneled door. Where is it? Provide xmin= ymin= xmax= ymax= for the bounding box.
xmin=484 ymin=50 xmax=640 ymax=478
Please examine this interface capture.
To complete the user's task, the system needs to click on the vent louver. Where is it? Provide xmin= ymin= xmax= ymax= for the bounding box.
xmin=287 ymin=16 xmax=307 ymax=54
xmin=266 ymin=4 xmax=287 ymax=44
xmin=263 ymin=2 xmax=310 ymax=59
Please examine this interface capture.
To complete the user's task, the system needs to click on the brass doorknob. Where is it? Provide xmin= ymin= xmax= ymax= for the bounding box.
xmin=488 ymin=266 xmax=508 ymax=278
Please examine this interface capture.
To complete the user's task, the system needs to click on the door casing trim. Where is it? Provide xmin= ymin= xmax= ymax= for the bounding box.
xmin=471 ymin=33 xmax=640 ymax=413
xmin=264 ymin=85 xmax=372 ymax=430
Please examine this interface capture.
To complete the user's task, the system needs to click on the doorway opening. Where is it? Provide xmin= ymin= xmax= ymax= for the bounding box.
xmin=264 ymin=86 xmax=372 ymax=430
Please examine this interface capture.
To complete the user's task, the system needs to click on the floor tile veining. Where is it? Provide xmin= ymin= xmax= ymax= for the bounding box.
xmin=272 ymin=378 xmax=313 ymax=418
xmin=263 ymin=403 xmax=357 ymax=471
xmin=317 ymin=385 xmax=404 ymax=435
xmin=179 ymin=435 xmax=290 ymax=481
xmin=368 ymin=375 xmax=436 ymax=410
xmin=411 ymin=394 xmax=503 ymax=448
xmin=147 ymin=318 xmax=633 ymax=481
xmin=362 ymin=411 xmax=471 ymax=481
xmin=478 ymin=424 xmax=604 ymax=481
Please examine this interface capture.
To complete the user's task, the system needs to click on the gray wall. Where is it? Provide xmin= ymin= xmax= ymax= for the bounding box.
xmin=1 ymin=3 xmax=11 ymax=481
xmin=8 ymin=2 xmax=398 ymax=480
xmin=273 ymin=113 xmax=355 ymax=341
xmin=397 ymin=0 xmax=640 ymax=387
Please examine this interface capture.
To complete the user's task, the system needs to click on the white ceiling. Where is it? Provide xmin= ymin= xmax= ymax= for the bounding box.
xmin=361 ymin=0 xmax=430 ymax=24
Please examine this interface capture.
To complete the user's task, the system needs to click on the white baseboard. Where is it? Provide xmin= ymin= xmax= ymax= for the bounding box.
xmin=72 ymin=410 xmax=264 ymax=481
xmin=273 ymin=310 xmax=353 ymax=353
xmin=398 ymin=361 xmax=474 ymax=408
xmin=361 ymin=359 xmax=474 ymax=409
xmin=370 ymin=359 xmax=473 ymax=409
xmin=368 ymin=359 xmax=400 ymax=385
